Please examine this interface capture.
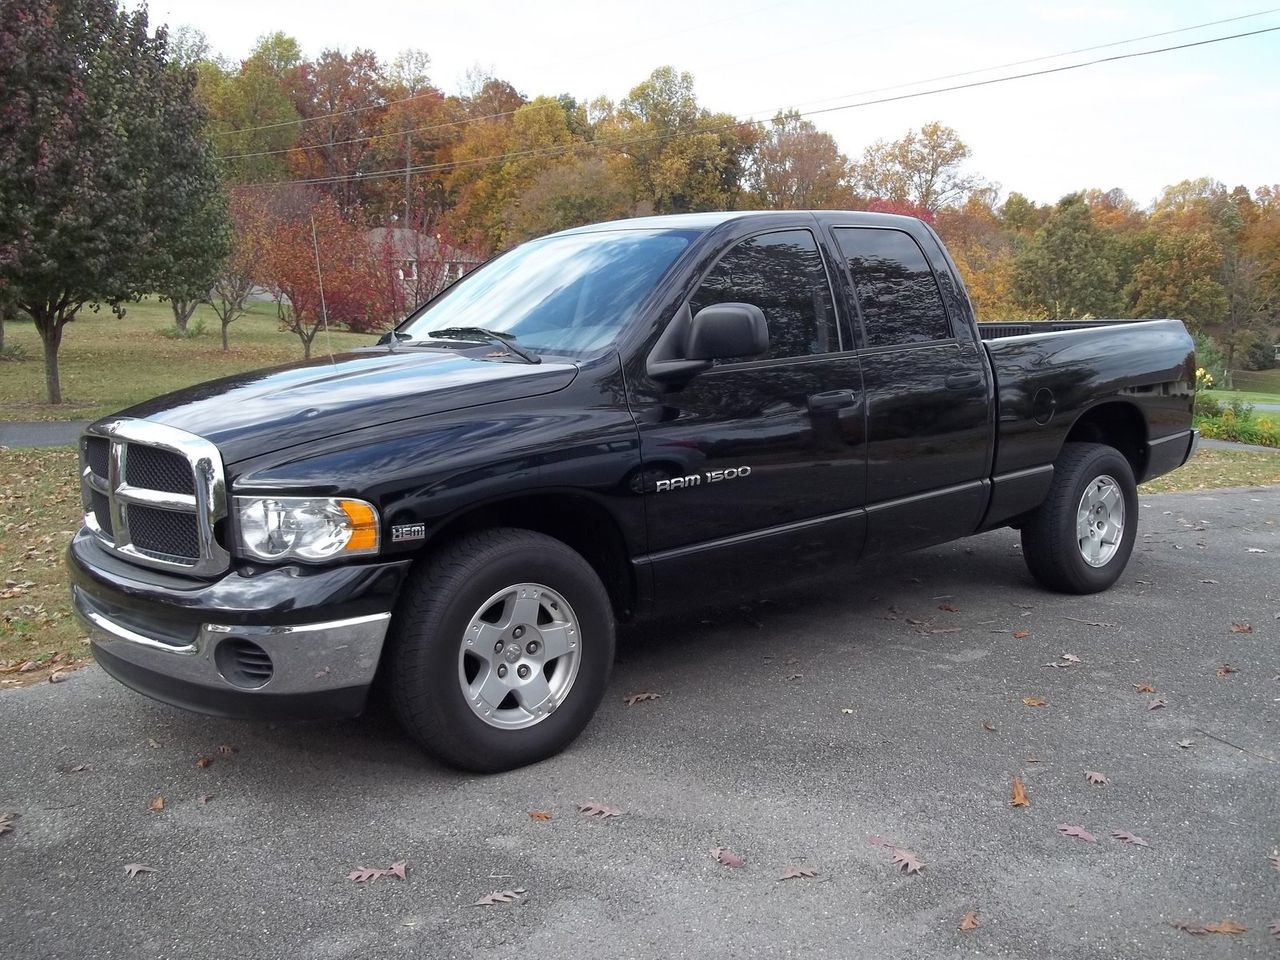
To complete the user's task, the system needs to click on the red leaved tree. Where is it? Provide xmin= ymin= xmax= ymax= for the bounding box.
xmin=255 ymin=187 xmax=381 ymax=358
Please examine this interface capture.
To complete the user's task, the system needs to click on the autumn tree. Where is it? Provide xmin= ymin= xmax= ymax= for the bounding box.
xmin=937 ymin=192 xmax=1026 ymax=320
xmin=605 ymin=67 xmax=757 ymax=215
xmin=506 ymin=155 xmax=634 ymax=242
xmin=288 ymin=48 xmax=388 ymax=214
xmin=200 ymin=33 xmax=303 ymax=184
xmin=748 ymin=110 xmax=854 ymax=209
xmin=256 ymin=189 xmax=380 ymax=358
xmin=0 ymin=0 xmax=226 ymax=403
xmin=853 ymin=122 xmax=983 ymax=214
xmin=206 ymin=189 xmax=268 ymax=351
xmin=1013 ymin=193 xmax=1123 ymax=318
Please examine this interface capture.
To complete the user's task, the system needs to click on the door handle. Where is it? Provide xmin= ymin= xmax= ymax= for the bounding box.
xmin=945 ymin=372 xmax=982 ymax=390
xmin=808 ymin=389 xmax=857 ymax=412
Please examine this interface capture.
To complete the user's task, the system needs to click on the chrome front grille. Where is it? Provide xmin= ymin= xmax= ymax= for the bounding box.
xmin=80 ymin=418 xmax=230 ymax=576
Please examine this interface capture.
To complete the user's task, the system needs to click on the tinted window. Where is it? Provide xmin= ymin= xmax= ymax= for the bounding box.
xmin=400 ymin=229 xmax=693 ymax=357
xmin=834 ymin=228 xmax=951 ymax=347
xmin=689 ymin=230 xmax=837 ymax=361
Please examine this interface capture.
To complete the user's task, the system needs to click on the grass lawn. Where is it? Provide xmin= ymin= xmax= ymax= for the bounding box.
xmin=2 ymin=444 xmax=1276 ymax=687
xmin=0 ymin=297 xmax=370 ymax=422
xmin=1211 ymin=389 xmax=1280 ymax=406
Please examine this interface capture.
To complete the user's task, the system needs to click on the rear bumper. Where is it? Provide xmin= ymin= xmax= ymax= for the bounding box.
xmin=68 ymin=529 xmax=411 ymax=720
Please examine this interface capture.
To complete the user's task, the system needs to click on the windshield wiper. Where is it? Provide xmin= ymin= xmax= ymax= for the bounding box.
xmin=426 ymin=327 xmax=541 ymax=365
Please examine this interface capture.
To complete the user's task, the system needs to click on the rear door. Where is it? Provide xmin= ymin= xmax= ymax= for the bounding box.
xmin=631 ymin=226 xmax=867 ymax=600
xmin=830 ymin=225 xmax=991 ymax=555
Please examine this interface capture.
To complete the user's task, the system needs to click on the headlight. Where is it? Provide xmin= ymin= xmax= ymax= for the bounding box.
xmin=234 ymin=496 xmax=380 ymax=562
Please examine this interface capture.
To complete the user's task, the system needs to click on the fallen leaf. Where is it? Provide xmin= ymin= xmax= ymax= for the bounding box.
xmin=123 ymin=863 xmax=156 ymax=878
xmin=712 ymin=847 xmax=744 ymax=868
xmin=866 ymin=835 xmax=895 ymax=849
xmin=623 ymin=692 xmax=661 ymax=706
xmin=959 ymin=911 xmax=980 ymax=931
xmin=982 ymin=721 xmax=996 ymax=732
xmin=69 ymin=763 xmax=89 ymax=773
xmin=776 ymin=865 xmax=817 ymax=881
xmin=577 ymin=802 xmax=622 ymax=819
xmin=1230 ymin=623 xmax=1253 ymax=634
xmin=1022 ymin=697 xmax=1047 ymax=708
xmin=1147 ymin=698 xmax=1167 ymax=711
xmin=198 ymin=794 xmax=212 ymax=805
xmin=1246 ymin=548 xmax=1267 ymax=553
xmin=1202 ymin=920 xmax=1248 ymax=935
xmin=473 ymin=888 xmax=524 ymax=906
xmin=840 ymin=708 xmax=855 ymax=715
xmin=1110 ymin=830 xmax=1150 ymax=847
xmin=528 ymin=811 xmax=552 ymax=822
xmin=890 ymin=848 xmax=924 ymax=874
xmin=1025 ymin=757 xmax=1043 ymax=763
xmin=1061 ymin=652 xmax=1081 ymax=663
xmin=1176 ymin=739 xmax=1193 ymax=749
xmin=195 ymin=757 xmax=213 ymax=768
xmin=1133 ymin=683 xmax=1156 ymax=694
xmin=48 ymin=670 xmax=66 ymax=683
xmin=1084 ymin=771 xmax=1108 ymax=786
xmin=216 ymin=744 xmax=237 ymax=757
xmin=146 ymin=738 xmax=161 ymax=749
xmin=784 ymin=673 xmax=802 ymax=681
xmin=1269 ymin=853 xmax=1279 ymax=872
xmin=1269 ymin=919 xmax=1280 ymax=940
xmin=1216 ymin=664 xmax=1238 ymax=677
xmin=148 ymin=796 xmax=165 ymax=813
xmin=1171 ymin=921 xmax=1208 ymax=935
xmin=939 ymin=603 xmax=959 ymax=612
xmin=1010 ymin=776 xmax=1030 ymax=807
xmin=0 ymin=812 xmax=15 ymax=836
xmin=347 ymin=861 xmax=408 ymax=883
xmin=1199 ymin=578 xmax=1219 ymax=584
xmin=1056 ymin=823 xmax=1097 ymax=843
xmin=1012 ymin=630 xmax=1029 ymax=639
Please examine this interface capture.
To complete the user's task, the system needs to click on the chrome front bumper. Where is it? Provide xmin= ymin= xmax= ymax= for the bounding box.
xmin=74 ymin=585 xmax=390 ymax=719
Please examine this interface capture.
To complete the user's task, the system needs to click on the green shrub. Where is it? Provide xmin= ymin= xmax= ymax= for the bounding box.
xmin=0 ymin=342 xmax=28 ymax=362
xmin=1196 ymin=402 xmax=1280 ymax=448
xmin=158 ymin=319 xmax=206 ymax=340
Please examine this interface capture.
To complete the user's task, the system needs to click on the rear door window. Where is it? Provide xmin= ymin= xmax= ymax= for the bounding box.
xmin=833 ymin=227 xmax=952 ymax=347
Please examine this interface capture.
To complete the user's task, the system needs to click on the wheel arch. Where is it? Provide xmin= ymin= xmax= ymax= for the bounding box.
xmin=417 ymin=492 xmax=638 ymax=621
xmin=1060 ymin=400 xmax=1148 ymax=480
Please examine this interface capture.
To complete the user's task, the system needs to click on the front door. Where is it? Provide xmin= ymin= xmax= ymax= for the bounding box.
xmin=629 ymin=227 xmax=867 ymax=601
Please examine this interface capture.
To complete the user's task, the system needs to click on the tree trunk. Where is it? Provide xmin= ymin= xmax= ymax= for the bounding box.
xmin=171 ymin=299 xmax=198 ymax=332
xmin=221 ymin=319 xmax=230 ymax=352
xmin=0 ymin=306 xmax=6 ymax=353
xmin=32 ymin=310 xmax=65 ymax=404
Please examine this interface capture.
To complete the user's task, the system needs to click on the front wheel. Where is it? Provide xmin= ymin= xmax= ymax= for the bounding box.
xmin=388 ymin=528 xmax=615 ymax=772
xmin=1020 ymin=442 xmax=1139 ymax=594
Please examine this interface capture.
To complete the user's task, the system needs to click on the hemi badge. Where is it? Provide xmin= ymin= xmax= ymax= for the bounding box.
xmin=391 ymin=523 xmax=426 ymax=543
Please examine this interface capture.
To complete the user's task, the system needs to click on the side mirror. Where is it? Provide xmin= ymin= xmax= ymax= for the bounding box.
xmin=686 ymin=303 xmax=769 ymax=361
xmin=646 ymin=302 xmax=770 ymax=384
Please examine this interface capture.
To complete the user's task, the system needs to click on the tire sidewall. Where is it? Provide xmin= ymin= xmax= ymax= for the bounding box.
xmin=393 ymin=534 xmax=614 ymax=770
xmin=1058 ymin=447 xmax=1138 ymax=591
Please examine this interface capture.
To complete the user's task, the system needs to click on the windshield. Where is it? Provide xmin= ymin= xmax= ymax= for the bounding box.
xmin=399 ymin=228 xmax=693 ymax=357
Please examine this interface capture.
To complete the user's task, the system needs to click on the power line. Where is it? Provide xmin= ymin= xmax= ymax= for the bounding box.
xmin=237 ymin=24 xmax=1280 ymax=190
xmin=215 ymin=7 xmax=1280 ymax=165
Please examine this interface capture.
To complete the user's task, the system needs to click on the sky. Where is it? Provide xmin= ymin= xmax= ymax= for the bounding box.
xmin=144 ymin=0 xmax=1280 ymax=207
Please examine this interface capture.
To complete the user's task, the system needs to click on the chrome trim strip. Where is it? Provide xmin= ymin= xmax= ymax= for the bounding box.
xmin=643 ymin=506 xmax=866 ymax=564
xmin=115 ymin=485 xmax=198 ymax=511
xmin=1149 ymin=428 xmax=1194 ymax=447
xmin=863 ymin=478 xmax=989 ymax=515
xmin=81 ymin=417 xmax=230 ymax=576
xmin=991 ymin=464 xmax=1054 ymax=484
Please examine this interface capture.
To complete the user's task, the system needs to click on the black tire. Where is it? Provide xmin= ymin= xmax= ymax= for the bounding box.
xmin=387 ymin=527 xmax=614 ymax=772
xmin=1020 ymin=442 xmax=1138 ymax=594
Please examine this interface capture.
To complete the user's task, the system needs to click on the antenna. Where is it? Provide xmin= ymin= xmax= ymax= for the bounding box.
xmin=310 ymin=215 xmax=335 ymax=365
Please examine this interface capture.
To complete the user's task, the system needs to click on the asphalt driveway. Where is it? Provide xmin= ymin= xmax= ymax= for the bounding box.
xmin=2 ymin=487 xmax=1277 ymax=960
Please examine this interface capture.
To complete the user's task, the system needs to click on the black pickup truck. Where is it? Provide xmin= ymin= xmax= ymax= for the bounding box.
xmin=69 ymin=211 xmax=1198 ymax=771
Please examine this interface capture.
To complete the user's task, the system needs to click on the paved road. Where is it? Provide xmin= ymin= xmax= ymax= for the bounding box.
xmin=0 ymin=420 xmax=86 ymax=448
xmin=2 ymin=487 xmax=1277 ymax=960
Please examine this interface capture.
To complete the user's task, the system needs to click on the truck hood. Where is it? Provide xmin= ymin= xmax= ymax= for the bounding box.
xmin=118 ymin=347 xmax=579 ymax=465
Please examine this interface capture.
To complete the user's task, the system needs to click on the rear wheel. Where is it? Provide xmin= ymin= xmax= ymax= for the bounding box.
xmin=1020 ymin=442 xmax=1138 ymax=594
xmin=388 ymin=528 xmax=615 ymax=772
